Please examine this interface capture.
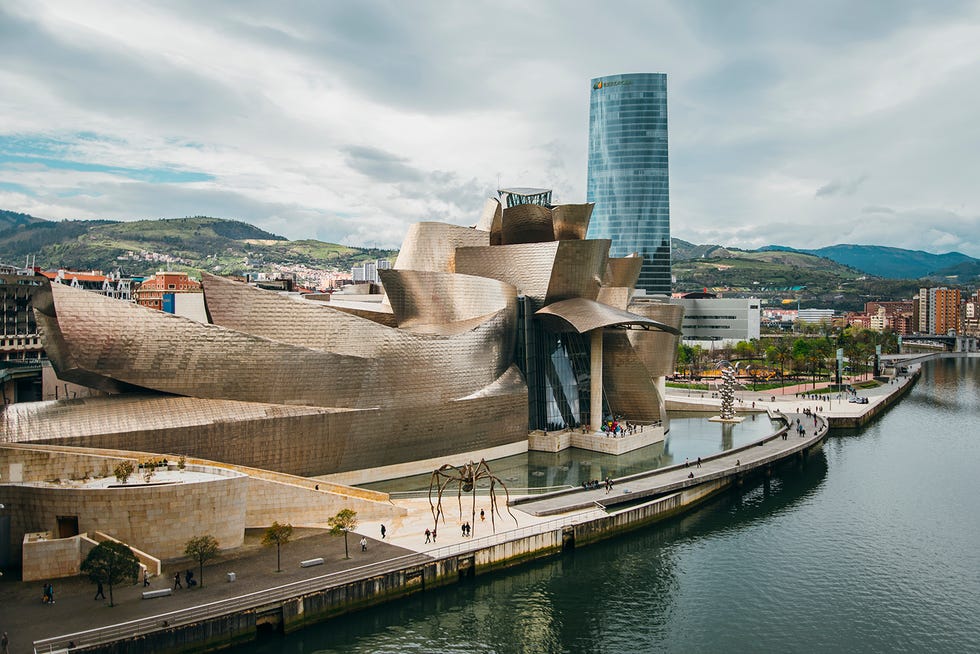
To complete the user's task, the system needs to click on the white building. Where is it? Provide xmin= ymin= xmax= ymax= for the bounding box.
xmin=351 ymin=259 xmax=391 ymax=284
xmin=798 ymin=308 xmax=835 ymax=324
xmin=671 ymin=295 xmax=761 ymax=346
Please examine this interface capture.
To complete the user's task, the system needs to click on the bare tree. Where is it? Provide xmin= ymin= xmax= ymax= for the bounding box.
xmin=328 ymin=509 xmax=358 ymax=559
xmin=262 ymin=522 xmax=293 ymax=572
xmin=183 ymin=535 xmax=220 ymax=587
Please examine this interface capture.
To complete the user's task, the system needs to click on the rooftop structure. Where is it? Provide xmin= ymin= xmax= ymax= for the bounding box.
xmin=497 ymin=187 xmax=553 ymax=208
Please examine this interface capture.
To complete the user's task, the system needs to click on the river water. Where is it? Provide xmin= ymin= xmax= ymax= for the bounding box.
xmin=240 ymin=357 xmax=980 ymax=653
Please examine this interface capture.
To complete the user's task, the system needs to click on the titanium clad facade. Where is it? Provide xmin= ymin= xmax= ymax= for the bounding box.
xmin=587 ymin=73 xmax=671 ymax=295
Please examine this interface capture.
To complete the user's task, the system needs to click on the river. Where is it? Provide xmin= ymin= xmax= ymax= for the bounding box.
xmin=237 ymin=357 xmax=980 ymax=653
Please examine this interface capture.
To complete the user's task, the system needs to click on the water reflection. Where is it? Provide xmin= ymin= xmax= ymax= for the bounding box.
xmin=365 ymin=414 xmax=780 ymax=494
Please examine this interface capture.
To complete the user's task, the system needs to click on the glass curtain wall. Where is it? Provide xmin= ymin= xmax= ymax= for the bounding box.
xmin=516 ymin=297 xmax=602 ymax=431
xmin=586 ymin=73 xmax=671 ymax=295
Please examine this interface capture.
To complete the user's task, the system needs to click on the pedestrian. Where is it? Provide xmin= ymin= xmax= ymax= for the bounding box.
xmin=173 ymin=571 xmax=182 ymax=590
xmin=461 ymin=523 xmax=467 ymax=537
xmin=696 ymin=457 xmax=702 ymax=468
xmin=380 ymin=524 xmax=386 ymax=539
xmin=1 ymin=631 xmax=8 ymax=654
xmin=143 ymin=569 xmax=150 ymax=587
xmin=684 ymin=457 xmax=689 ymax=467
xmin=46 ymin=583 xmax=54 ymax=604
xmin=360 ymin=537 xmax=367 ymax=552
xmin=480 ymin=509 xmax=485 ymax=522
xmin=94 ymin=580 xmax=105 ymax=600
xmin=424 ymin=528 xmax=431 ymax=543
xmin=736 ymin=459 xmax=740 ymax=466
xmin=432 ymin=529 xmax=437 ymax=542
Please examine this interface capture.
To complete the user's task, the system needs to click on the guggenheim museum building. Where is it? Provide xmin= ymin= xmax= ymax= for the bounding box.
xmin=1 ymin=191 xmax=683 ymax=484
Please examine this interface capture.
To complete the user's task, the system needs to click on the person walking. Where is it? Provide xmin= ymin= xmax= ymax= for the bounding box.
xmin=94 ymin=580 xmax=106 ymax=600
xmin=380 ymin=524 xmax=386 ymax=540
xmin=1 ymin=631 xmax=8 ymax=654
xmin=360 ymin=537 xmax=367 ymax=552
xmin=480 ymin=509 xmax=485 ymax=522
xmin=143 ymin=569 xmax=150 ymax=587
xmin=696 ymin=457 xmax=702 ymax=468
xmin=424 ymin=528 xmax=431 ymax=543
xmin=173 ymin=571 xmax=182 ymax=590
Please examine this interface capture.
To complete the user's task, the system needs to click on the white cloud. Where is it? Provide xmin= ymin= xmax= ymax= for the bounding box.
xmin=1 ymin=0 xmax=979 ymax=258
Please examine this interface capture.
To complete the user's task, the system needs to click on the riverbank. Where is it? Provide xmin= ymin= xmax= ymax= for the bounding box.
xmin=17 ymin=369 xmax=919 ymax=654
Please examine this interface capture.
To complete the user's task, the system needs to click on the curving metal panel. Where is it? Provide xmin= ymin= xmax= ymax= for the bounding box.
xmin=626 ymin=301 xmax=685 ymax=378
xmin=379 ymin=269 xmax=516 ymax=332
xmin=551 ymin=203 xmax=594 ymax=241
xmin=474 ymin=197 xmax=502 ymax=233
xmin=455 ymin=239 xmax=610 ymax=311
xmin=602 ymin=256 xmax=643 ymax=288
xmin=534 ymin=298 xmax=681 ymax=335
xmin=393 ymin=222 xmax=488 ymax=272
xmin=602 ymin=331 xmax=664 ymax=423
xmin=499 ymin=204 xmax=554 ymax=245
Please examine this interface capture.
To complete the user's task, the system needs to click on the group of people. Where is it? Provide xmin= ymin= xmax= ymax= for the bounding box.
xmin=460 ymin=522 xmax=473 ymax=537
xmin=600 ymin=420 xmax=642 ymax=437
xmin=173 ymin=569 xmax=197 ymax=590
xmin=581 ymin=477 xmax=614 ymax=492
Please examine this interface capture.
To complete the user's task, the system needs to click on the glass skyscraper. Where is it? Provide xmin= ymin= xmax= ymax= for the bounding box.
xmin=586 ymin=73 xmax=671 ymax=295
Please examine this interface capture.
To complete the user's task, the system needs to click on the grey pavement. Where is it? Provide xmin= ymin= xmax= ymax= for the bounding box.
xmin=0 ymin=527 xmax=413 ymax=654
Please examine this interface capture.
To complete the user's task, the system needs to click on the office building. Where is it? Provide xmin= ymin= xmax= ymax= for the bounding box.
xmin=929 ymin=287 xmax=961 ymax=335
xmin=672 ymin=294 xmax=760 ymax=345
xmin=587 ymin=73 xmax=671 ymax=295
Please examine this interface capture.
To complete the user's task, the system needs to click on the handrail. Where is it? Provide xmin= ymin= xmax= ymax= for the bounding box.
xmin=33 ymin=509 xmax=603 ymax=653
xmin=387 ymin=485 xmax=575 ymax=499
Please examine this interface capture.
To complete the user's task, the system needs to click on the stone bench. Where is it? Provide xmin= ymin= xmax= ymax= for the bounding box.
xmin=142 ymin=588 xmax=173 ymax=599
xmin=300 ymin=557 xmax=324 ymax=568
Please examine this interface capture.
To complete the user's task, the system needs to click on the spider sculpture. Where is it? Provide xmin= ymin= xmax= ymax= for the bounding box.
xmin=428 ymin=459 xmax=518 ymax=535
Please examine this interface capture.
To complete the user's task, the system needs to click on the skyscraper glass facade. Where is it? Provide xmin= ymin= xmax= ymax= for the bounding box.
xmin=586 ymin=73 xmax=670 ymax=295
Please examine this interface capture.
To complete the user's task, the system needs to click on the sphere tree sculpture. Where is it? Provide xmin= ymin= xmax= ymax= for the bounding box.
xmin=719 ymin=365 xmax=737 ymax=420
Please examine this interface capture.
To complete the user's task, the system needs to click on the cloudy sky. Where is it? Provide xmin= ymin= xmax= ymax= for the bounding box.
xmin=2 ymin=1 xmax=980 ymax=256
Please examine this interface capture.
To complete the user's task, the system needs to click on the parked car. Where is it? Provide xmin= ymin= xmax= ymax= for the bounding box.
xmin=848 ymin=396 xmax=869 ymax=404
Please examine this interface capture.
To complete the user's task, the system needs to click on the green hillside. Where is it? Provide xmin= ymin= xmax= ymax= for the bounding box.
xmin=0 ymin=214 xmax=393 ymax=278
xmin=670 ymin=238 xmax=928 ymax=311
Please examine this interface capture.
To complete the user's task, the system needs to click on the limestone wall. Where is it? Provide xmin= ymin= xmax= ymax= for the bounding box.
xmin=21 ymin=532 xmax=81 ymax=581
xmin=244 ymin=477 xmax=404 ymax=527
xmin=1 ymin=446 xmax=128 ymax=484
xmin=1 ymin=467 xmax=247 ymax=564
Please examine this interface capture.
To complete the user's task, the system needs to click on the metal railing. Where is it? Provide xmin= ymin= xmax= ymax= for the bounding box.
xmin=33 ymin=509 xmax=603 ymax=653
xmin=387 ymin=485 xmax=575 ymax=500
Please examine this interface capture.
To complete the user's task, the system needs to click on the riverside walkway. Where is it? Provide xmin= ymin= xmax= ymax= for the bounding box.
xmin=513 ymin=409 xmax=825 ymax=517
